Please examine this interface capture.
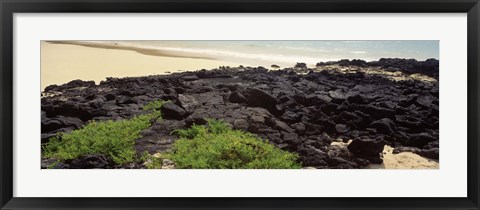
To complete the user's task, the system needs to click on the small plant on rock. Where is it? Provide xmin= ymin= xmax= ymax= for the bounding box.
xmin=43 ymin=99 xmax=166 ymax=165
xmin=169 ymin=119 xmax=301 ymax=169
xmin=140 ymin=151 xmax=165 ymax=169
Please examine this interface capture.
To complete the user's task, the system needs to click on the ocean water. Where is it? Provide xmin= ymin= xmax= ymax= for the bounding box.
xmin=90 ymin=40 xmax=439 ymax=68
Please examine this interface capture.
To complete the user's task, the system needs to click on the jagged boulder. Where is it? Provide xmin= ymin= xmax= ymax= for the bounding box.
xmin=161 ymin=102 xmax=187 ymax=120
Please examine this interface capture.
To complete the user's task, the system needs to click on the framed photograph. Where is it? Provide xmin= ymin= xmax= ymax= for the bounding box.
xmin=1 ymin=0 xmax=479 ymax=209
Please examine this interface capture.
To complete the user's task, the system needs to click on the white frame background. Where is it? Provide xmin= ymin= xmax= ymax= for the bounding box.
xmin=13 ymin=13 xmax=467 ymax=197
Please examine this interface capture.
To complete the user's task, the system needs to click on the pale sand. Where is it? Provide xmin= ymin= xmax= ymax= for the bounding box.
xmin=41 ymin=42 xmax=243 ymax=90
xmin=367 ymin=145 xmax=439 ymax=169
xmin=330 ymin=141 xmax=439 ymax=169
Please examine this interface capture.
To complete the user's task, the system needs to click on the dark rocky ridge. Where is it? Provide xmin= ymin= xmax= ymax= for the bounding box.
xmin=316 ymin=58 xmax=439 ymax=78
xmin=41 ymin=58 xmax=439 ymax=169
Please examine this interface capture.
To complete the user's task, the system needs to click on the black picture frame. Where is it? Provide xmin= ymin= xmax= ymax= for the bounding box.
xmin=1 ymin=0 xmax=479 ymax=209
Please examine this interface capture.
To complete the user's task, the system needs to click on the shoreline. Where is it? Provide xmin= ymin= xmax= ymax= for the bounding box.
xmin=46 ymin=41 xmax=214 ymax=60
xmin=42 ymin=41 xmax=439 ymax=90
xmin=41 ymin=42 xmax=245 ymax=90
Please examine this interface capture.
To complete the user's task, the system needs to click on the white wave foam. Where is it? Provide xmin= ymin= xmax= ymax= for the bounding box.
xmin=72 ymin=41 xmax=378 ymax=66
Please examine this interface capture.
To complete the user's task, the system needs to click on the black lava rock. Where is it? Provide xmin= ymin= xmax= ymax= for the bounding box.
xmin=160 ymin=102 xmax=187 ymax=120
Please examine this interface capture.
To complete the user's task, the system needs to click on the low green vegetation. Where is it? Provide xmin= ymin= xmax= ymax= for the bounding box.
xmin=142 ymin=99 xmax=166 ymax=112
xmin=43 ymin=100 xmax=300 ymax=169
xmin=169 ymin=119 xmax=302 ymax=169
xmin=42 ymin=100 xmax=166 ymax=165
xmin=140 ymin=151 xmax=165 ymax=169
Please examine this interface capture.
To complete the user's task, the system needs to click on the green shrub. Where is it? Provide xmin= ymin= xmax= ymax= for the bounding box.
xmin=170 ymin=119 xmax=301 ymax=169
xmin=140 ymin=152 xmax=164 ymax=169
xmin=140 ymin=99 xmax=166 ymax=121
xmin=207 ymin=119 xmax=231 ymax=134
xmin=143 ymin=99 xmax=167 ymax=112
xmin=42 ymin=100 xmax=165 ymax=165
xmin=172 ymin=124 xmax=209 ymax=139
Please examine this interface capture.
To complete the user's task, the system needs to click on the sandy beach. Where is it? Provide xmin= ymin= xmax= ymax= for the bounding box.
xmin=367 ymin=145 xmax=439 ymax=169
xmin=330 ymin=141 xmax=439 ymax=169
xmin=41 ymin=41 xmax=439 ymax=169
xmin=41 ymin=41 xmax=242 ymax=90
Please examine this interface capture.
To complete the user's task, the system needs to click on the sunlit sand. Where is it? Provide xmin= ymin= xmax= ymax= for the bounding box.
xmin=41 ymin=41 xmax=242 ymax=90
xmin=330 ymin=141 xmax=438 ymax=169
xmin=367 ymin=145 xmax=439 ymax=169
